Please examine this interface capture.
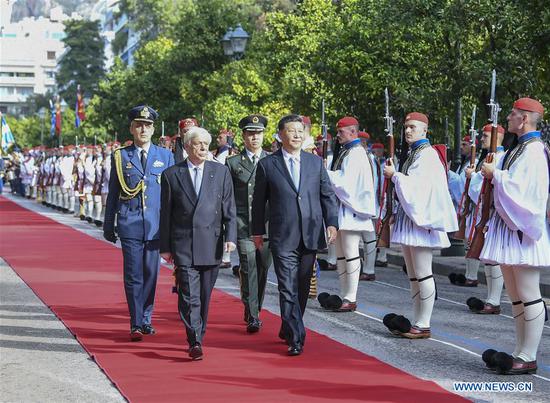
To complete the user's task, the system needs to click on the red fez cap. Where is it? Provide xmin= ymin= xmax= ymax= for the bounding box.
xmin=405 ymin=112 xmax=429 ymax=125
xmin=482 ymin=124 xmax=505 ymax=134
xmin=371 ymin=143 xmax=384 ymax=150
xmin=337 ymin=116 xmax=359 ymax=128
xmin=112 ymin=141 xmax=121 ymax=147
xmin=513 ymin=97 xmax=544 ymax=115
xmin=123 ymin=140 xmax=133 ymax=146
xmin=302 ymin=116 xmax=312 ymax=125
xmin=462 ymin=135 xmax=480 ymax=145
xmin=179 ymin=118 xmax=198 ymax=129
xmin=358 ymin=131 xmax=370 ymax=139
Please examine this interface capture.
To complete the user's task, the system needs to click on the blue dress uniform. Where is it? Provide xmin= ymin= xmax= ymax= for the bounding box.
xmin=104 ymin=106 xmax=175 ymax=335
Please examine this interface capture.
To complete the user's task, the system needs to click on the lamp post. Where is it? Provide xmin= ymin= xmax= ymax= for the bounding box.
xmin=38 ymin=107 xmax=46 ymax=146
xmin=221 ymin=24 xmax=250 ymax=60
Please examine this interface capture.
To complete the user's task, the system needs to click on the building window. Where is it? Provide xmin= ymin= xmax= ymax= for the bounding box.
xmin=47 ymin=51 xmax=56 ymax=60
xmin=45 ymin=71 xmax=55 ymax=79
xmin=0 ymin=86 xmax=16 ymax=95
xmin=16 ymin=87 xmax=34 ymax=95
xmin=0 ymin=72 xmax=15 ymax=77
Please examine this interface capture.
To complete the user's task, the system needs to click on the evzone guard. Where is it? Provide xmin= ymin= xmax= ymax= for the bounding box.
xmin=382 ymin=111 xmax=458 ymax=339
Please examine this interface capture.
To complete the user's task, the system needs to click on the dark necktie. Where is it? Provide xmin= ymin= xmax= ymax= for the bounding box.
xmin=141 ymin=150 xmax=147 ymax=170
xmin=252 ymin=155 xmax=257 ymax=165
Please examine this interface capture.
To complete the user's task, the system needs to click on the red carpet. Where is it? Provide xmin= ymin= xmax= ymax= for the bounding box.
xmin=0 ymin=196 xmax=467 ymax=402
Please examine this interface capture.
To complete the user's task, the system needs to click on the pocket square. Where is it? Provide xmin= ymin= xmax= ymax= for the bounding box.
xmin=153 ymin=160 xmax=164 ymax=167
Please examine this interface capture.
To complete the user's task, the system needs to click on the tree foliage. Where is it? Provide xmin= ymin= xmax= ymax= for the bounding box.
xmin=15 ymin=0 xmax=550 ymax=151
xmin=56 ymin=19 xmax=105 ymax=105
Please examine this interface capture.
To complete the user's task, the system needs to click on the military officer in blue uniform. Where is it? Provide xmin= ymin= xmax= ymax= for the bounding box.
xmin=104 ymin=105 xmax=175 ymax=341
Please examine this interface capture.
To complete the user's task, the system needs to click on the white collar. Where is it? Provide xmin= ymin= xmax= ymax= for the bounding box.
xmin=245 ymin=148 xmax=261 ymax=161
xmin=187 ymin=159 xmax=205 ymax=170
xmin=135 ymin=142 xmax=151 ymax=154
xmin=281 ymin=147 xmax=300 ymax=162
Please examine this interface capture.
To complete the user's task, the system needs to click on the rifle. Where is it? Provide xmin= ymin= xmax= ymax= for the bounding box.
xmin=467 ymin=70 xmax=500 ymax=259
xmin=455 ymin=105 xmax=478 ymax=239
xmin=321 ymin=98 xmax=328 ymax=168
xmin=376 ymin=88 xmax=395 ymax=248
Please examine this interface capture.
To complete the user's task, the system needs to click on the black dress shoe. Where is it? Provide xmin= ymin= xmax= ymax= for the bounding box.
xmin=232 ymin=266 xmax=240 ymax=277
xmin=287 ymin=345 xmax=302 ymax=356
xmin=375 ymin=260 xmax=388 ymax=267
xmin=94 ymin=220 xmax=103 ymax=227
xmin=130 ymin=326 xmax=143 ymax=342
xmin=189 ymin=343 xmax=203 ymax=361
xmin=86 ymin=217 xmax=93 ymax=223
xmin=79 ymin=215 xmax=86 ymax=220
xmin=142 ymin=324 xmax=156 ymax=335
xmin=246 ymin=318 xmax=262 ymax=333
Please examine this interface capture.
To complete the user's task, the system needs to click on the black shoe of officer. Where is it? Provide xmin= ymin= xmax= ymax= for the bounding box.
xmin=246 ymin=318 xmax=262 ymax=333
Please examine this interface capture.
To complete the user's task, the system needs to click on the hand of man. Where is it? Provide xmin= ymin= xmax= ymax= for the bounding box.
xmin=224 ymin=242 xmax=236 ymax=253
xmin=481 ymin=158 xmax=496 ymax=180
xmin=383 ymin=159 xmax=395 ymax=179
xmin=465 ymin=166 xmax=474 ymax=179
xmin=326 ymin=226 xmax=337 ymax=244
xmin=160 ymin=252 xmax=173 ymax=264
xmin=252 ymin=235 xmax=264 ymax=250
xmin=103 ymin=230 xmax=117 ymax=243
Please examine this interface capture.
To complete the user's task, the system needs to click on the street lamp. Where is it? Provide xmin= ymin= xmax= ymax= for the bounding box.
xmin=38 ymin=107 xmax=46 ymax=145
xmin=221 ymin=24 xmax=250 ymax=60
xmin=221 ymin=27 xmax=234 ymax=58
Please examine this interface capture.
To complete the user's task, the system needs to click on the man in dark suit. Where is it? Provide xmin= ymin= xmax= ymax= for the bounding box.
xmin=103 ymin=105 xmax=175 ymax=341
xmin=226 ymin=114 xmax=272 ymax=334
xmin=252 ymin=114 xmax=338 ymax=356
xmin=160 ymin=126 xmax=237 ymax=361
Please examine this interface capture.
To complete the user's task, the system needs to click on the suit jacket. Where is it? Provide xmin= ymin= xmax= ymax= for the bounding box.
xmin=160 ymin=160 xmax=237 ymax=267
xmin=174 ymin=137 xmax=185 ymax=163
xmin=104 ymin=144 xmax=174 ymax=241
xmin=252 ymin=149 xmax=338 ymax=252
xmin=226 ymin=149 xmax=269 ymax=239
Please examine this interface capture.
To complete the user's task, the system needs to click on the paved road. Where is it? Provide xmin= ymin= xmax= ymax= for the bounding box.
xmin=1 ymin=193 xmax=549 ymax=402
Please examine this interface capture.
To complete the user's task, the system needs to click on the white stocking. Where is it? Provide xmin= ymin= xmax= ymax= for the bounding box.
xmin=402 ymin=245 xmax=420 ymax=321
xmin=93 ymin=195 xmax=102 ymax=221
xmin=409 ymin=246 xmax=435 ymax=328
xmin=337 ymin=231 xmax=362 ymax=302
xmin=486 ymin=265 xmax=503 ymax=306
xmin=361 ymin=227 xmax=376 ymax=275
xmin=514 ymin=266 xmax=544 ymax=362
xmin=376 ymin=247 xmax=387 ymax=263
xmin=501 ymin=265 xmax=524 ymax=358
xmin=465 ymin=258 xmax=480 ymax=281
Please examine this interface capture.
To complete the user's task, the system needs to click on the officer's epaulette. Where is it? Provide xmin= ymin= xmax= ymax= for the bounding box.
xmin=226 ymin=154 xmax=241 ymax=162
xmin=115 ymin=145 xmax=130 ymax=152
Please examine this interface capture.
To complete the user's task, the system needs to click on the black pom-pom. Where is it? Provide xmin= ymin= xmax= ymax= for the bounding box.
xmin=482 ymin=349 xmax=498 ymax=368
xmin=493 ymin=352 xmax=514 ymax=374
xmin=448 ymin=273 xmax=457 ymax=284
xmin=383 ymin=313 xmax=398 ymax=329
xmin=317 ymin=292 xmax=330 ymax=308
xmin=467 ymin=297 xmax=484 ymax=311
xmin=326 ymin=295 xmax=343 ymax=310
xmin=391 ymin=315 xmax=411 ymax=333
xmin=456 ymin=273 xmax=467 ymax=285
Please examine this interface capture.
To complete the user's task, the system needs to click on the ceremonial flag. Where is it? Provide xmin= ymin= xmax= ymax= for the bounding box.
xmin=1 ymin=113 xmax=16 ymax=153
xmin=49 ymin=99 xmax=56 ymax=137
xmin=75 ymin=84 xmax=86 ymax=128
xmin=55 ymin=96 xmax=62 ymax=136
